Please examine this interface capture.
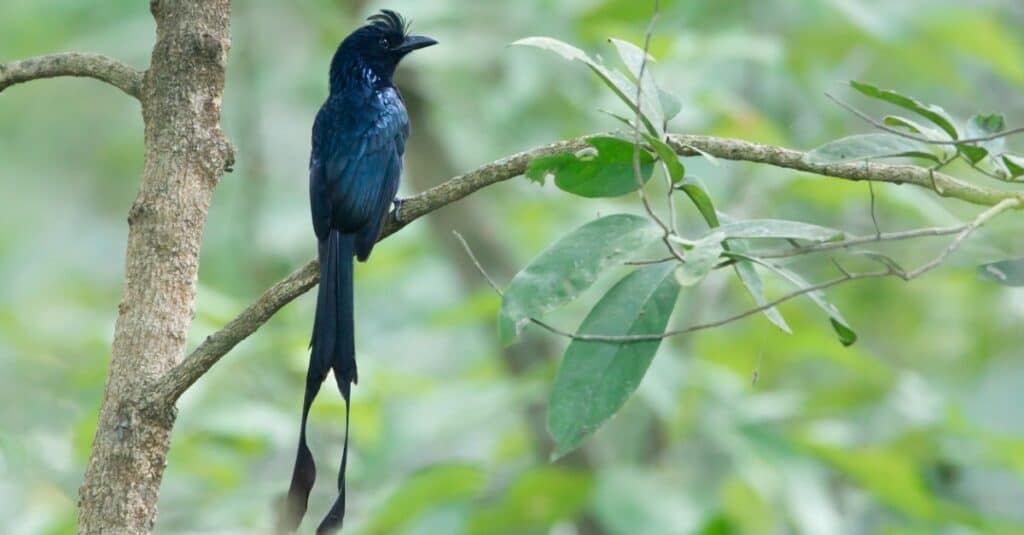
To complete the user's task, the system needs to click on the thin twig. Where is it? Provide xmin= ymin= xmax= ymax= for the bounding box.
xmin=897 ymin=198 xmax=1019 ymax=280
xmin=825 ymin=92 xmax=1024 ymax=145
xmin=630 ymin=0 xmax=686 ymax=263
xmin=458 ymin=200 xmax=1018 ymax=344
xmin=452 ymin=231 xmax=503 ymax=295
xmin=868 ymin=181 xmax=881 ymax=238
xmin=633 ymin=222 xmax=967 ymax=268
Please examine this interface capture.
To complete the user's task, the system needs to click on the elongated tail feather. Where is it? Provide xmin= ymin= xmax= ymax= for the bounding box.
xmin=279 ymin=231 xmax=356 ymax=534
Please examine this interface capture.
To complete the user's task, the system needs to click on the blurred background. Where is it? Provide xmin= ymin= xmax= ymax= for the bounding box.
xmin=3 ymin=0 xmax=1024 ymax=533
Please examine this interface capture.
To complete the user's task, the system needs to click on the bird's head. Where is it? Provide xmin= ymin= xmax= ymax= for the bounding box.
xmin=333 ymin=10 xmax=436 ymax=85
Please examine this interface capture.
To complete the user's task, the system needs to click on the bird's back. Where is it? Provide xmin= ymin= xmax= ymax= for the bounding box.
xmin=309 ymin=78 xmax=408 ymax=259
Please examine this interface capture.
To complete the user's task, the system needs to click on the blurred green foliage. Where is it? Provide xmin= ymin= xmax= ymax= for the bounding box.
xmin=2 ymin=0 xmax=1024 ymax=533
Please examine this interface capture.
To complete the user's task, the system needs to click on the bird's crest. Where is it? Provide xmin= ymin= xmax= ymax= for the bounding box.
xmin=367 ymin=9 xmax=409 ymax=37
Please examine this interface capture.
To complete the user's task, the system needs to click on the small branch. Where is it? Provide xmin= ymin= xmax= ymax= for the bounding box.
xmin=150 ymin=261 xmax=319 ymax=403
xmin=895 ymin=197 xmax=1019 ymax=280
xmin=825 ymin=92 xmax=1024 ymax=145
xmin=155 ymin=132 xmax=1024 ymax=403
xmin=0 ymin=53 xmax=143 ymax=98
xmin=459 ymin=200 xmax=1017 ymax=344
xmin=629 ymin=0 xmax=686 ymax=263
xmin=452 ymin=231 xmax=503 ymax=295
xmin=752 ymin=224 xmax=966 ymax=259
xmin=666 ymin=134 xmax=1024 ymax=208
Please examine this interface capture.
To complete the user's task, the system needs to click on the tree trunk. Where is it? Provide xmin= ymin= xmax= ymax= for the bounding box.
xmin=77 ymin=1 xmax=233 ymax=532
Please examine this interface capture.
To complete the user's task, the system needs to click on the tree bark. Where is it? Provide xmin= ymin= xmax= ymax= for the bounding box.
xmin=77 ymin=1 xmax=233 ymax=533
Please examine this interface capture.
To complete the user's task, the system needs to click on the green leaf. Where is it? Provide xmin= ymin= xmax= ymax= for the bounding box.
xmin=883 ymin=115 xmax=951 ymax=141
xmin=709 ymin=219 xmax=844 ymax=242
xmin=959 ymin=144 xmax=989 ymax=165
xmin=359 ymin=464 xmax=487 ymax=535
xmin=849 ymin=81 xmax=960 ymax=139
xmin=961 ymin=113 xmax=1008 ymax=164
xmin=499 ymin=214 xmax=661 ymax=344
xmin=1002 ymin=154 xmax=1024 ymax=179
xmin=525 ymin=136 xmax=655 ymax=198
xmin=547 ymin=263 xmax=679 ymax=459
xmin=675 ymin=232 xmax=724 ymax=286
xmin=609 ymin=37 xmax=665 ymax=133
xmin=736 ymin=254 xmax=857 ymax=346
xmin=720 ymin=225 xmax=791 ymax=334
xmin=608 ymin=37 xmax=654 ymax=80
xmin=676 ymin=175 xmax=719 ymax=227
xmin=643 ymin=134 xmax=685 ymax=183
xmin=659 ymin=89 xmax=682 ymax=122
xmin=513 ymin=37 xmax=659 ymax=136
xmin=805 ymin=133 xmax=940 ymax=165
xmin=977 ymin=257 xmax=1024 ymax=286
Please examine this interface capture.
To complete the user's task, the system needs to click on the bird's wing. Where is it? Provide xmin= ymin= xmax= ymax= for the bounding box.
xmin=309 ymin=89 xmax=408 ymax=251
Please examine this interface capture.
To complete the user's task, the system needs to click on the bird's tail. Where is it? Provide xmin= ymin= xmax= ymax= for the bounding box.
xmin=279 ymin=230 xmax=356 ymax=534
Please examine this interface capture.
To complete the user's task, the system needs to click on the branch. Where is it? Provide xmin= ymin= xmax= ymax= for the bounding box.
xmin=628 ymin=223 xmax=970 ymax=267
xmin=461 ymin=199 xmax=1019 ymax=343
xmin=0 ymin=53 xmax=143 ymax=98
xmin=667 ymin=134 xmax=1024 ymax=207
xmin=150 ymin=261 xmax=319 ymax=403
xmin=154 ymin=133 xmax=1024 ymax=403
xmin=825 ymin=92 xmax=1024 ymax=146
xmin=152 ymin=137 xmax=586 ymax=403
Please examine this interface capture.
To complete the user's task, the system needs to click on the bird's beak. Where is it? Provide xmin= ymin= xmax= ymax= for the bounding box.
xmin=395 ymin=35 xmax=438 ymax=53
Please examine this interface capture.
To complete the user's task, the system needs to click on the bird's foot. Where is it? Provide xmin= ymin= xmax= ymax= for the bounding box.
xmin=392 ymin=196 xmax=409 ymax=223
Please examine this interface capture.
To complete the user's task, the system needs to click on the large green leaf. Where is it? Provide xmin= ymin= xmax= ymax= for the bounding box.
xmin=736 ymin=255 xmax=857 ymax=346
xmin=977 ymin=257 xmax=1024 ymax=286
xmin=849 ymin=81 xmax=960 ymax=139
xmin=547 ymin=263 xmax=679 ymax=459
xmin=512 ymin=37 xmax=659 ymax=136
xmin=526 ymin=136 xmax=655 ymax=198
xmin=358 ymin=464 xmax=487 ymax=535
xmin=709 ymin=219 xmax=844 ymax=242
xmin=498 ymin=214 xmax=661 ymax=344
xmin=804 ymin=133 xmax=940 ymax=165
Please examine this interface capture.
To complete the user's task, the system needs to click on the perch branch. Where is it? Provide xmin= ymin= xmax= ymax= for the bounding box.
xmin=154 ymin=133 xmax=1024 ymax=402
xmin=0 ymin=53 xmax=143 ymax=98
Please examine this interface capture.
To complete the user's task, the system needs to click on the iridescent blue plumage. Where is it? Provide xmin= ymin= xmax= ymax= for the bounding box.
xmin=281 ymin=9 xmax=435 ymax=534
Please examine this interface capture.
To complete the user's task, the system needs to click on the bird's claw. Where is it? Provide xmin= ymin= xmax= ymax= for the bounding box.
xmin=392 ymin=197 xmax=407 ymax=223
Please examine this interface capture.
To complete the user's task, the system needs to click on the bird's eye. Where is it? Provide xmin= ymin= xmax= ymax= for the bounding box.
xmin=379 ymin=37 xmax=390 ymax=49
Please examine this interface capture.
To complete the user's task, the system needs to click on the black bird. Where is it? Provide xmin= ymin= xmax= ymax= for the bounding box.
xmin=280 ymin=10 xmax=436 ymax=534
